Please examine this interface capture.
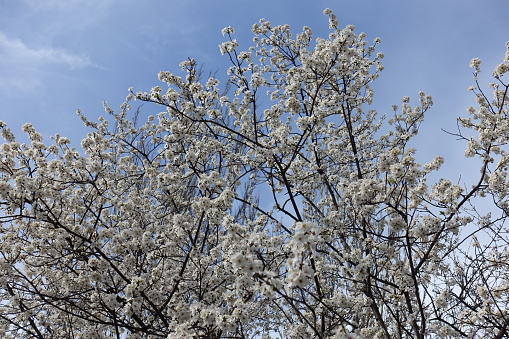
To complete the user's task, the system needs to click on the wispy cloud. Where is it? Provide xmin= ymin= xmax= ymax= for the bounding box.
xmin=0 ymin=32 xmax=92 ymax=69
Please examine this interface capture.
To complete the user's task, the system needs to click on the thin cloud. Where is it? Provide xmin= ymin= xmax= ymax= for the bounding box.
xmin=0 ymin=32 xmax=91 ymax=69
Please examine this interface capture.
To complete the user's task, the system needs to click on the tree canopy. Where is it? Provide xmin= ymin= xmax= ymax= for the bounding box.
xmin=1 ymin=9 xmax=509 ymax=339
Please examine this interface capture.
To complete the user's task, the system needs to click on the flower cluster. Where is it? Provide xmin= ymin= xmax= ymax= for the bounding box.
xmin=1 ymin=10 xmax=508 ymax=339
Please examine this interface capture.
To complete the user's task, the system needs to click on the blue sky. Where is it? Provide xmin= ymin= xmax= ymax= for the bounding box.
xmin=1 ymin=0 xmax=508 ymax=183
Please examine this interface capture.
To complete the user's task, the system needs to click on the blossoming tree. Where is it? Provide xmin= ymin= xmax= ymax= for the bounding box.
xmin=1 ymin=9 xmax=509 ymax=338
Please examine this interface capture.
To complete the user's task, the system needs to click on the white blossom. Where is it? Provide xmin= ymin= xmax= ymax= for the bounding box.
xmin=0 ymin=10 xmax=508 ymax=339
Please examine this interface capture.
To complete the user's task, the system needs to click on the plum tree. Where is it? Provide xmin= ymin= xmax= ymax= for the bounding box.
xmin=1 ymin=9 xmax=508 ymax=339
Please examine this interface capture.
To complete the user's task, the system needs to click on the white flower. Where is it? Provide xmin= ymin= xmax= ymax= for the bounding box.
xmin=328 ymin=13 xmax=338 ymax=29
xmin=221 ymin=26 xmax=235 ymax=36
xmin=469 ymin=57 xmax=481 ymax=69
xmin=470 ymin=57 xmax=482 ymax=76
xmin=219 ymin=40 xmax=239 ymax=55
xmin=493 ymin=62 xmax=509 ymax=77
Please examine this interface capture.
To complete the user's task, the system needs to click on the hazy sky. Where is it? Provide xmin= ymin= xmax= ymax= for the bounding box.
xmin=1 ymin=0 xmax=508 ymax=183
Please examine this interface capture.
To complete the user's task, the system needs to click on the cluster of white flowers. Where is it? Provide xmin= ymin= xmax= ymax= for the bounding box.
xmin=2 ymin=9 xmax=509 ymax=339
xmin=283 ymin=222 xmax=320 ymax=289
xmin=219 ymin=39 xmax=239 ymax=55
xmin=470 ymin=57 xmax=482 ymax=77
xmin=230 ymin=252 xmax=262 ymax=277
